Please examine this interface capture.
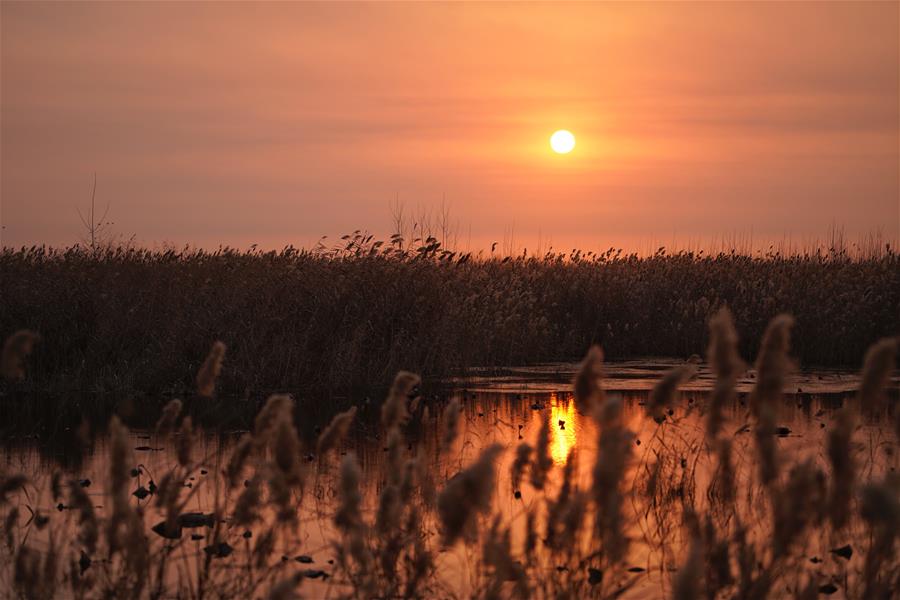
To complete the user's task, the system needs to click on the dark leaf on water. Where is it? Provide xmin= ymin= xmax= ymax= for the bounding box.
xmin=78 ymin=552 xmax=91 ymax=575
xmin=829 ymin=545 xmax=852 ymax=560
xmin=303 ymin=569 xmax=328 ymax=579
xmin=588 ymin=567 xmax=603 ymax=585
xmin=819 ymin=583 xmax=839 ymax=595
xmin=178 ymin=512 xmax=215 ymax=528
xmin=203 ymin=542 xmax=233 ymax=558
xmin=132 ymin=486 xmax=151 ymax=499
xmin=190 ymin=534 xmax=204 ymax=541
xmin=809 ymin=556 xmax=822 ymax=564
xmin=302 ymin=569 xmax=327 ymax=579
xmin=627 ymin=567 xmax=646 ymax=573
xmin=776 ymin=426 xmax=791 ymax=437
xmin=242 ymin=530 xmax=252 ymax=539
xmin=151 ymin=521 xmax=182 ymax=540
xmin=78 ymin=479 xmax=91 ymax=488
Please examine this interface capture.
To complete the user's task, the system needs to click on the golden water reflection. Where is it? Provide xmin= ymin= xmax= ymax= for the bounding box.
xmin=549 ymin=393 xmax=578 ymax=466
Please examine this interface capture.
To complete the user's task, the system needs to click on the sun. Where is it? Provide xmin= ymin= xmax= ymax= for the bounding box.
xmin=550 ymin=129 xmax=576 ymax=154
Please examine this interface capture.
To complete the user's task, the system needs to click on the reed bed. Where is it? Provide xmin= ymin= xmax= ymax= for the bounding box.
xmin=1 ymin=238 xmax=897 ymax=409
xmin=0 ymin=313 xmax=897 ymax=598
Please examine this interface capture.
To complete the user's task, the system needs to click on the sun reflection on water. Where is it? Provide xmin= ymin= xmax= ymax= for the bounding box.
xmin=549 ymin=393 xmax=578 ymax=466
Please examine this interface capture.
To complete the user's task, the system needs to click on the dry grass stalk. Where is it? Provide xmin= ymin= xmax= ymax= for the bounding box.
xmin=196 ymin=340 xmax=226 ymax=397
xmin=233 ymin=475 xmax=262 ymax=526
xmin=1 ymin=330 xmax=39 ymax=381
xmin=674 ymin=530 xmax=703 ymax=600
xmin=530 ymin=418 xmax=552 ymax=490
xmin=68 ymin=480 xmax=98 ymax=554
xmin=176 ymin=416 xmax=193 ymax=467
xmin=706 ymin=308 xmax=744 ymax=439
xmin=511 ymin=442 xmax=533 ymax=493
xmin=573 ymin=345 xmax=604 ymax=414
xmin=441 ymin=398 xmax=461 ymax=451
xmin=225 ymin=434 xmax=254 ymax=488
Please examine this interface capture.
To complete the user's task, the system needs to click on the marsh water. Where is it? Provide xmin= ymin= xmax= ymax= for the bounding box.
xmin=3 ymin=360 xmax=898 ymax=598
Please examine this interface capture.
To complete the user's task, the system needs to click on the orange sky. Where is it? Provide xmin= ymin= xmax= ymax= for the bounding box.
xmin=2 ymin=2 xmax=898 ymax=253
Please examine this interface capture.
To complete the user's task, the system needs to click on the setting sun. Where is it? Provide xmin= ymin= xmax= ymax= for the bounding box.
xmin=550 ymin=129 xmax=576 ymax=154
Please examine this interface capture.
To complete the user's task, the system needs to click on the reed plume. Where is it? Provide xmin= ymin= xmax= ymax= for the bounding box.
xmin=437 ymin=444 xmax=503 ymax=546
xmin=647 ymin=365 xmax=695 ymax=423
xmin=1 ymin=330 xmax=39 ymax=381
xmin=592 ymin=396 xmax=632 ymax=564
xmin=382 ymin=371 xmax=420 ymax=431
xmin=573 ymin=345 xmax=604 ymax=414
xmin=750 ymin=314 xmax=794 ymax=487
xmin=706 ymin=308 xmax=744 ymax=439
xmin=273 ymin=415 xmax=302 ymax=485
xmin=334 ymin=453 xmax=363 ymax=532
xmin=827 ymin=405 xmax=855 ymax=530
xmin=857 ymin=337 xmax=897 ymax=410
xmin=196 ymin=340 xmax=226 ymax=397
xmin=316 ymin=406 xmax=357 ymax=456
xmin=254 ymin=394 xmax=293 ymax=441
xmin=155 ymin=398 xmax=182 ymax=437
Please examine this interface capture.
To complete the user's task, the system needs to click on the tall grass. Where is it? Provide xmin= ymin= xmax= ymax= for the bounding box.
xmin=1 ymin=239 xmax=897 ymax=406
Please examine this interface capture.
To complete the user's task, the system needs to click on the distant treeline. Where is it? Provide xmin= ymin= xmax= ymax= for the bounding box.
xmin=2 ymin=238 xmax=898 ymax=399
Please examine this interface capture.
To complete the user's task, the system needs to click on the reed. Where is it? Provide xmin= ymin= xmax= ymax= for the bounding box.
xmin=2 ymin=243 xmax=897 ymax=420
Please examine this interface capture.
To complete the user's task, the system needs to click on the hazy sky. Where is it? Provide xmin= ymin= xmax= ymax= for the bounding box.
xmin=2 ymin=2 xmax=898 ymax=252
